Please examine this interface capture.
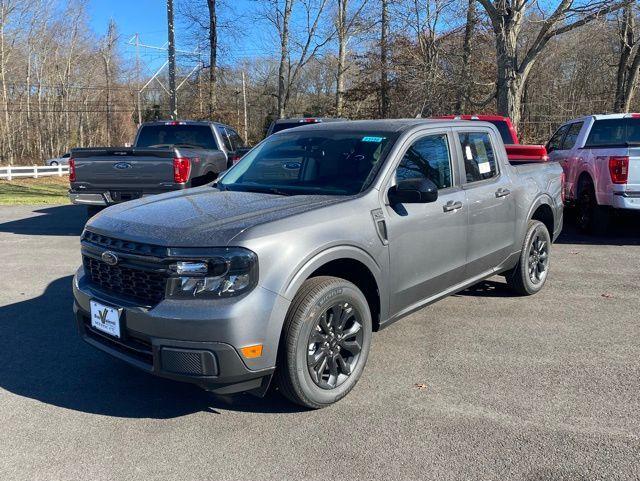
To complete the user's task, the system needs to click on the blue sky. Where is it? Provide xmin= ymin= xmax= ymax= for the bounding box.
xmin=87 ymin=0 xmax=276 ymax=71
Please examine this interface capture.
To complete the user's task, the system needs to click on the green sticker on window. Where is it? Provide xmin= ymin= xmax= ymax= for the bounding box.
xmin=362 ymin=136 xmax=385 ymax=142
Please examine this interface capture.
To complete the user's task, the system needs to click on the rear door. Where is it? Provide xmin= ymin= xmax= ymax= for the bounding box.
xmin=385 ymin=129 xmax=468 ymax=315
xmin=454 ymin=129 xmax=517 ymax=277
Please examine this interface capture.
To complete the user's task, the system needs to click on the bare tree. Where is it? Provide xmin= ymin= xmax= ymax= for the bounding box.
xmin=614 ymin=1 xmax=640 ymax=112
xmin=455 ymin=0 xmax=476 ymax=113
xmin=100 ymin=19 xmax=117 ymax=144
xmin=207 ymin=0 xmax=218 ymax=116
xmin=477 ymin=0 xmax=629 ymax=128
xmin=265 ymin=0 xmax=334 ymax=118
xmin=380 ymin=0 xmax=390 ymax=117
xmin=335 ymin=0 xmax=368 ymax=116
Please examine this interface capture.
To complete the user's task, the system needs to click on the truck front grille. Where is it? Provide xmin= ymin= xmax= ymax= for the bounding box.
xmin=83 ymin=255 xmax=167 ymax=306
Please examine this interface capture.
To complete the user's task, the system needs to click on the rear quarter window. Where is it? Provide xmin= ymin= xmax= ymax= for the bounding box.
xmin=585 ymin=118 xmax=640 ymax=147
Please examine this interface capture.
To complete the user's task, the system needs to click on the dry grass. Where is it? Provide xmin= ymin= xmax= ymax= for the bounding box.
xmin=0 ymin=176 xmax=70 ymax=205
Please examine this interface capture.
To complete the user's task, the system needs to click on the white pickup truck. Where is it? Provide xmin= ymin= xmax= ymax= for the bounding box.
xmin=547 ymin=113 xmax=640 ymax=233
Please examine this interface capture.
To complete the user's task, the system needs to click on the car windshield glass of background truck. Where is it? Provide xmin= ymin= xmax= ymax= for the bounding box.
xmin=219 ymin=130 xmax=396 ymax=195
xmin=585 ymin=118 xmax=640 ymax=147
xmin=136 ymin=125 xmax=218 ymax=149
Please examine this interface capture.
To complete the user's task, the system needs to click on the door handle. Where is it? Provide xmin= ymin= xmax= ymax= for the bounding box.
xmin=495 ymin=188 xmax=511 ymax=198
xmin=443 ymin=200 xmax=463 ymax=212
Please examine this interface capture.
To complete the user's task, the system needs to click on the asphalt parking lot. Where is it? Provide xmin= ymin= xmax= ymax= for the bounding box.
xmin=0 ymin=204 xmax=639 ymax=481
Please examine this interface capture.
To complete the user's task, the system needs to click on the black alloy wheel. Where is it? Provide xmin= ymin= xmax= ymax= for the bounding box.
xmin=307 ymin=302 xmax=364 ymax=389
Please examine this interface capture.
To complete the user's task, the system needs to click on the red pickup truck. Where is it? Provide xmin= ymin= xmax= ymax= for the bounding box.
xmin=435 ymin=115 xmax=549 ymax=163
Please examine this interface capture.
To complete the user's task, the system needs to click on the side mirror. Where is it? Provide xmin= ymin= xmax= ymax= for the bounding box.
xmin=388 ymin=178 xmax=438 ymax=204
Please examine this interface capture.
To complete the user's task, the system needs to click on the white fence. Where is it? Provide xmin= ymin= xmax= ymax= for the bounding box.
xmin=0 ymin=165 xmax=69 ymax=180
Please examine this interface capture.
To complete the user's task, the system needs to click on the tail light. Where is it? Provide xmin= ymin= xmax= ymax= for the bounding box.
xmin=608 ymin=156 xmax=629 ymax=184
xmin=173 ymin=157 xmax=191 ymax=183
xmin=560 ymin=171 xmax=566 ymax=203
xmin=69 ymin=158 xmax=76 ymax=182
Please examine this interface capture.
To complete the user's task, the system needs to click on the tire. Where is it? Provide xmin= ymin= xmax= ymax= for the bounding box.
xmin=50 ymin=161 xmax=58 ymax=166
xmin=275 ymin=276 xmax=372 ymax=409
xmin=506 ymin=220 xmax=551 ymax=296
xmin=86 ymin=205 xmax=103 ymax=218
xmin=576 ymin=181 xmax=610 ymax=235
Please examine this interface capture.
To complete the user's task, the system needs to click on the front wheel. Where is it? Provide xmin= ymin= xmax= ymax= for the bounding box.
xmin=506 ymin=220 xmax=551 ymax=296
xmin=49 ymin=161 xmax=59 ymax=166
xmin=275 ymin=276 xmax=372 ymax=409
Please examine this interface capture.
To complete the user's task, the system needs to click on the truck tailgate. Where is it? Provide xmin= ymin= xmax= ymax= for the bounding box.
xmin=628 ymin=148 xmax=640 ymax=188
xmin=72 ymin=148 xmax=176 ymax=190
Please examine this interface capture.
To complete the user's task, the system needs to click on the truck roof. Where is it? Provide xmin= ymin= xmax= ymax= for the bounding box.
xmin=564 ymin=113 xmax=640 ymax=123
xmin=287 ymin=118 xmax=499 ymax=134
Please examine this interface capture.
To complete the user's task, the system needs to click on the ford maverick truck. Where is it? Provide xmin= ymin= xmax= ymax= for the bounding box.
xmin=73 ymin=119 xmax=563 ymax=408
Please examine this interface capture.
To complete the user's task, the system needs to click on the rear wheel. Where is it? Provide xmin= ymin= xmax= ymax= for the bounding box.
xmin=275 ymin=276 xmax=372 ymax=409
xmin=576 ymin=180 xmax=610 ymax=234
xmin=506 ymin=220 xmax=551 ymax=296
xmin=50 ymin=161 xmax=59 ymax=166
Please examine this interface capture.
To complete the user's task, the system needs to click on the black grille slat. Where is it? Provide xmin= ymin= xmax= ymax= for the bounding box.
xmin=83 ymin=255 xmax=166 ymax=305
xmin=83 ymin=231 xmax=167 ymax=257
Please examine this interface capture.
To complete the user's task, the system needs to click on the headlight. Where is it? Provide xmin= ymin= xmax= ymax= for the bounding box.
xmin=166 ymin=247 xmax=258 ymax=298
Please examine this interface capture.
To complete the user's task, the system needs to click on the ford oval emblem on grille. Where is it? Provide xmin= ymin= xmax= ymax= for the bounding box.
xmin=101 ymin=251 xmax=119 ymax=266
xmin=113 ymin=162 xmax=132 ymax=170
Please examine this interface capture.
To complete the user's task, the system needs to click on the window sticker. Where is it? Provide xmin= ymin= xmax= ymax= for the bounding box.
xmin=478 ymin=162 xmax=491 ymax=174
xmin=465 ymin=145 xmax=473 ymax=160
xmin=362 ymin=136 xmax=386 ymax=142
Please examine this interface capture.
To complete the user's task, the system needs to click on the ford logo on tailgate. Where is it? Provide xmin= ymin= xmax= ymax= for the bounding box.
xmin=113 ymin=162 xmax=132 ymax=170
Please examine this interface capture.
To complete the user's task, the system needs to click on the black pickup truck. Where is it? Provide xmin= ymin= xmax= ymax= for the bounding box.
xmin=69 ymin=120 xmax=249 ymax=215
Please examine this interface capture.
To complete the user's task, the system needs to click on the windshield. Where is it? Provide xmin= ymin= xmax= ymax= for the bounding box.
xmin=136 ymin=124 xmax=218 ymax=149
xmin=585 ymin=118 xmax=640 ymax=147
xmin=219 ymin=130 xmax=396 ymax=196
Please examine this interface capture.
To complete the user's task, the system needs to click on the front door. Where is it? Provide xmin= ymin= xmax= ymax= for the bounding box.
xmin=384 ymin=130 xmax=468 ymax=317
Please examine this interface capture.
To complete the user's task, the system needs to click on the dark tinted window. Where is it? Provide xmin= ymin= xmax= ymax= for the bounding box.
xmin=271 ymin=120 xmax=319 ymax=134
xmin=220 ymin=131 xmax=396 ymax=195
xmin=561 ymin=122 xmax=583 ymax=150
xmin=219 ymin=127 xmax=233 ymax=151
xmin=227 ymin=128 xmax=244 ymax=149
xmin=458 ymin=132 xmax=498 ymax=182
xmin=396 ymin=134 xmax=452 ymax=189
xmin=585 ymin=118 xmax=640 ymax=147
xmin=547 ymin=124 xmax=570 ymax=152
xmin=136 ymin=124 xmax=218 ymax=149
xmin=486 ymin=120 xmax=514 ymax=144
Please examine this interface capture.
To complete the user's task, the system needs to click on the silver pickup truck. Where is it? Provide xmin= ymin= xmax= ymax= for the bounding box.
xmin=73 ymin=119 xmax=563 ymax=408
xmin=69 ymin=120 xmax=248 ymax=215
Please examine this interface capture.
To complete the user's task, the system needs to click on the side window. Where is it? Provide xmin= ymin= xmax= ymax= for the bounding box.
xmin=219 ymin=127 xmax=233 ymax=151
xmin=228 ymin=129 xmax=245 ymax=149
xmin=561 ymin=122 xmax=583 ymax=150
xmin=395 ymin=133 xmax=452 ymax=189
xmin=547 ymin=124 xmax=570 ymax=152
xmin=458 ymin=132 xmax=498 ymax=183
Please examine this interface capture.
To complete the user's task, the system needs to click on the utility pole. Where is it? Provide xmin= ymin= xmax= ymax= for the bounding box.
xmin=242 ymin=71 xmax=248 ymax=142
xmin=167 ymin=0 xmax=177 ymax=119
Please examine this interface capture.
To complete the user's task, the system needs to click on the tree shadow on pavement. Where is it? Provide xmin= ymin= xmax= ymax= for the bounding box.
xmin=0 ymin=205 xmax=85 ymax=236
xmin=0 ymin=276 xmax=300 ymax=418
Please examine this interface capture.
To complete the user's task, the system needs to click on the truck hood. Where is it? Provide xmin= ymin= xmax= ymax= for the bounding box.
xmin=86 ymin=187 xmax=346 ymax=247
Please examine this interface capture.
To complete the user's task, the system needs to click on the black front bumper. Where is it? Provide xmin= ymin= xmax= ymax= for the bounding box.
xmin=74 ymin=303 xmax=273 ymax=395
